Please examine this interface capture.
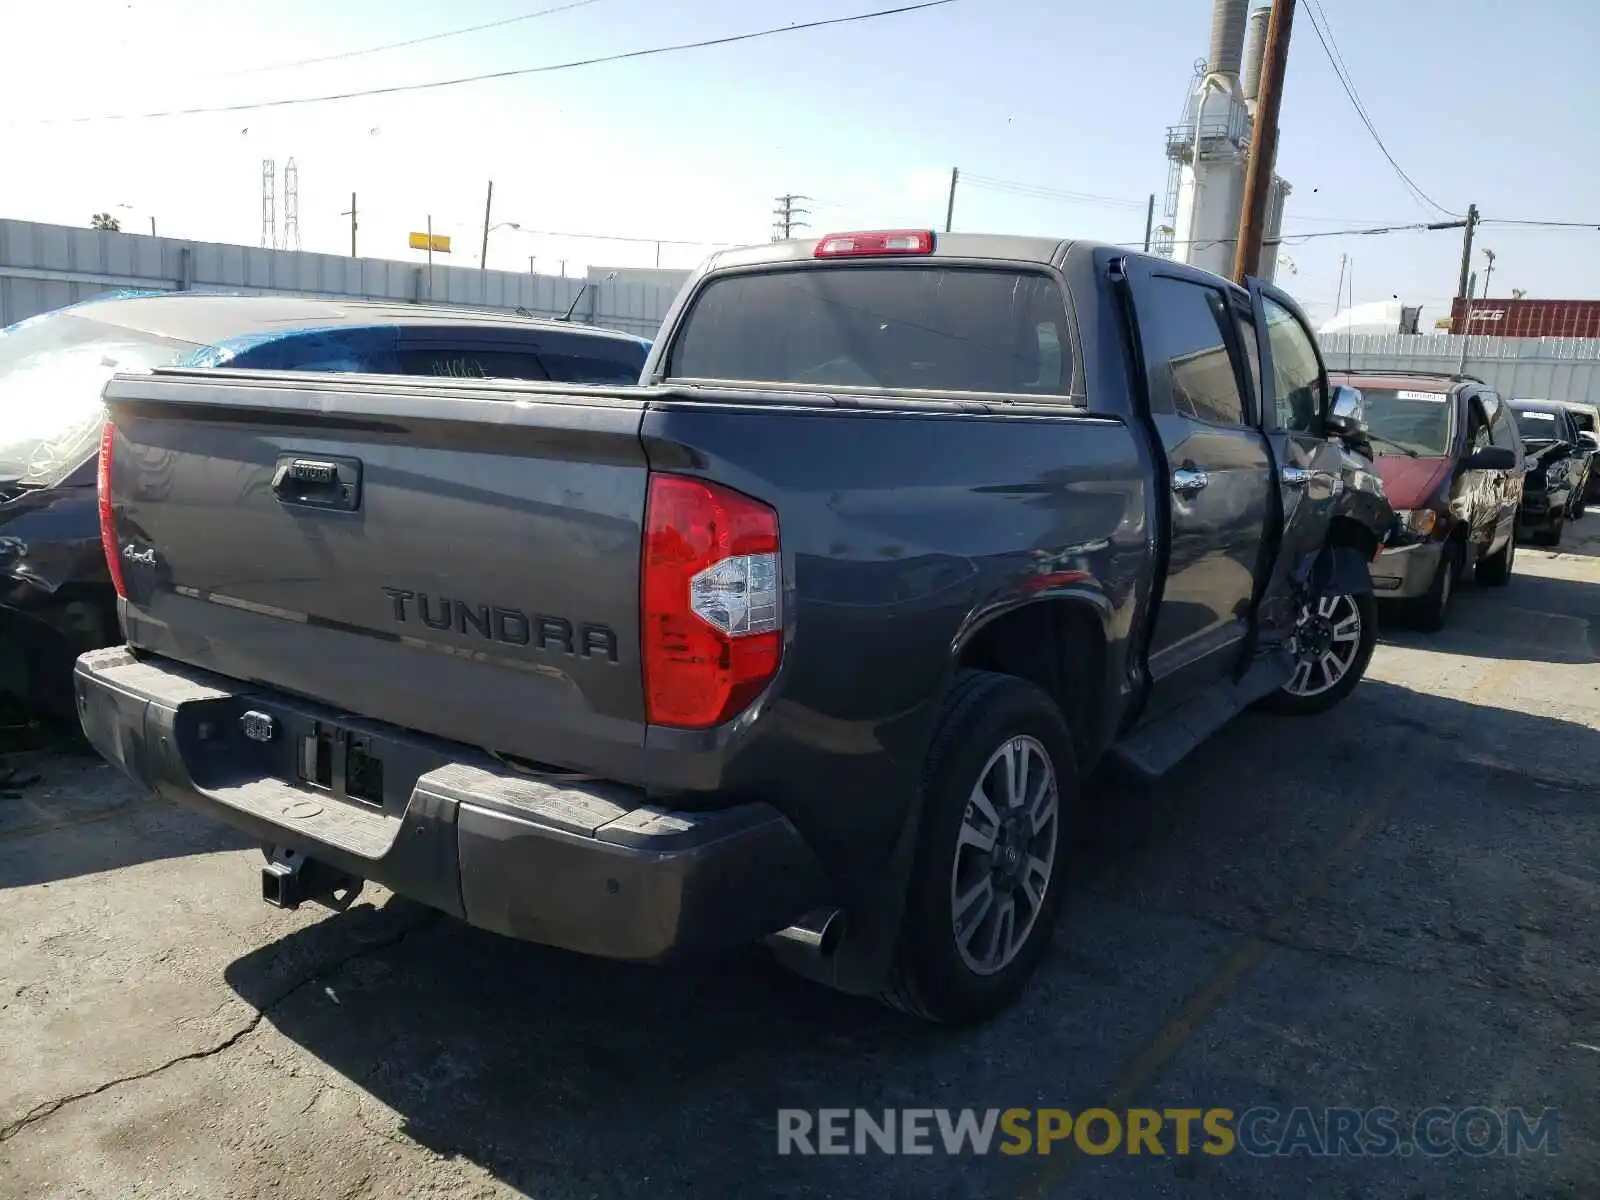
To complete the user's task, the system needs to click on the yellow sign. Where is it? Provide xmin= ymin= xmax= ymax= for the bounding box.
xmin=1435 ymin=318 xmax=1453 ymax=330
xmin=409 ymin=232 xmax=451 ymax=253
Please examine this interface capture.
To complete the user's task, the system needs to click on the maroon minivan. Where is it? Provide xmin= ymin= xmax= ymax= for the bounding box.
xmin=1329 ymin=371 xmax=1523 ymax=632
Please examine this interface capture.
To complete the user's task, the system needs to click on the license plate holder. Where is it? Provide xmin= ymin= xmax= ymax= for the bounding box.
xmin=297 ymin=719 xmax=386 ymax=808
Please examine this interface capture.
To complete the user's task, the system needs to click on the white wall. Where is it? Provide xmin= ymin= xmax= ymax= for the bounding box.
xmin=0 ymin=219 xmax=683 ymax=340
xmin=1320 ymin=333 xmax=1600 ymax=404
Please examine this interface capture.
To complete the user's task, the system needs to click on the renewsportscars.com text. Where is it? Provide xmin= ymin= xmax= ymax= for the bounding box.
xmin=776 ymin=1107 xmax=1561 ymax=1158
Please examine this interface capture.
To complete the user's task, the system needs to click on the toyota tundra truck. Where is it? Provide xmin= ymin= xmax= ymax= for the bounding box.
xmin=77 ymin=231 xmax=1392 ymax=1025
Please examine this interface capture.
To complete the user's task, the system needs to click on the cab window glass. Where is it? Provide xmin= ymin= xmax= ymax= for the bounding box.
xmin=1149 ymin=277 xmax=1248 ymax=426
xmin=1262 ymin=296 xmax=1323 ymax=432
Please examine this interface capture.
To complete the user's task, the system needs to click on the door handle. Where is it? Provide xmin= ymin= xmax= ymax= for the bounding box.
xmin=1171 ymin=467 xmax=1209 ymax=496
xmin=270 ymin=454 xmax=362 ymax=512
xmin=1281 ymin=466 xmax=1313 ymax=488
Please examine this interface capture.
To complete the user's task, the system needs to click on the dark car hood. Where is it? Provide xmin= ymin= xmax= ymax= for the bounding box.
xmin=1373 ymin=455 xmax=1452 ymax=509
xmin=0 ymin=482 xmax=106 ymax=611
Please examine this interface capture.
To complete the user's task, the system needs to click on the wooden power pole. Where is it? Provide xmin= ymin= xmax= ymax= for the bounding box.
xmin=1233 ymin=0 xmax=1295 ymax=283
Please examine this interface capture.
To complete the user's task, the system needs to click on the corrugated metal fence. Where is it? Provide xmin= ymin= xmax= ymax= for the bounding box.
xmin=0 ymin=219 xmax=684 ymax=340
xmin=1319 ymin=333 xmax=1600 ymax=404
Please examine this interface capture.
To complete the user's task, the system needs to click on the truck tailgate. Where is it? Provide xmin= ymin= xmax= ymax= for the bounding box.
xmin=102 ymin=369 xmax=650 ymax=767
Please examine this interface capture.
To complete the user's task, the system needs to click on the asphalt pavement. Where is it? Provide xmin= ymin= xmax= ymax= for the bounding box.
xmin=1 ymin=523 xmax=1596 ymax=1199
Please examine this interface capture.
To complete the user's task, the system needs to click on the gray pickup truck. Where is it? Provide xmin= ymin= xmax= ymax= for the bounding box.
xmin=77 ymin=231 xmax=1392 ymax=1024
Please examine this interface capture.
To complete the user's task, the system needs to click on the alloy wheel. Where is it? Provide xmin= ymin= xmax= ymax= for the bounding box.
xmin=1283 ymin=593 xmax=1364 ymax=698
xmin=949 ymin=736 xmax=1060 ymax=976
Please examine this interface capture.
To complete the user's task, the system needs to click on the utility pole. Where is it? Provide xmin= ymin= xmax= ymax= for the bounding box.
xmin=149 ymin=217 xmax=156 ymax=237
xmin=945 ymin=168 xmax=959 ymax=233
xmin=1232 ymin=0 xmax=1295 ymax=283
xmin=1142 ymin=193 xmax=1155 ymax=253
xmin=1333 ymin=254 xmax=1347 ymax=316
xmin=341 ymin=192 xmax=357 ymax=258
xmin=479 ymin=180 xmax=494 ymax=270
xmin=1457 ymin=270 xmax=1477 ymax=374
xmin=772 ymin=194 xmax=811 ymax=241
xmin=1481 ymin=247 xmax=1496 ymax=297
xmin=1455 ymin=203 xmax=1479 ymax=300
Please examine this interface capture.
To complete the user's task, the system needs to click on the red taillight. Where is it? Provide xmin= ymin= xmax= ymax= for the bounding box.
xmin=97 ymin=420 xmax=127 ymax=600
xmin=814 ymin=229 xmax=935 ymax=258
xmin=642 ymin=474 xmax=781 ymax=729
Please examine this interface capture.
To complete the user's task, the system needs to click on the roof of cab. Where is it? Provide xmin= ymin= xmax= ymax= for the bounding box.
xmin=705 ymin=231 xmax=1078 ymax=272
xmin=31 ymin=291 xmax=650 ymax=347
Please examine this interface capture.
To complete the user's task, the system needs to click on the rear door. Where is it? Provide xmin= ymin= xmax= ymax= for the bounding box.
xmin=1117 ymin=257 xmax=1273 ymax=711
xmin=1245 ymin=278 xmax=1348 ymax=634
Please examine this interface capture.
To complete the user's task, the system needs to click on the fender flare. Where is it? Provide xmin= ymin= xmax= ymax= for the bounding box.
xmin=1297 ymin=544 xmax=1375 ymax=597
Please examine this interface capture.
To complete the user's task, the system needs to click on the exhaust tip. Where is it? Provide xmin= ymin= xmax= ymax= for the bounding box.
xmin=768 ymin=907 xmax=845 ymax=957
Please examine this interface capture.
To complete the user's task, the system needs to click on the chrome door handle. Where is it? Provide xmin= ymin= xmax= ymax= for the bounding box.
xmin=1281 ymin=466 xmax=1313 ymax=488
xmin=1171 ymin=467 xmax=1209 ymax=495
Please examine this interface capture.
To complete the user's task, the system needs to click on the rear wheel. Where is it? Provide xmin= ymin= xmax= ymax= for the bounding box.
xmin=1408 ymin=540 xmax=1461 ymax=632
xmin=882 ymin=671 xmax=1075 ymax=1025
xmin=1476 ymin=535 xmax=1514 ymax=587
xmin=1534 ymin=514 xmax=1564 ymax=547
xmin=1259 ymin=591 xmax=1377 ymax=716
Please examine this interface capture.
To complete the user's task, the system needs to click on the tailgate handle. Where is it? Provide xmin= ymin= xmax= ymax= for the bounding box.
xmin=271 ymin=454 xmax=362 ymax=512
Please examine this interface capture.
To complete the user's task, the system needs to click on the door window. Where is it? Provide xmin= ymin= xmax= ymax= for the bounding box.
xmin=1261 ymin=296 xmax=1324 ymax=433
xmin=1149 ymin=278 xmax=1248 ymax=426
xmin=1487 ymin=393 xmax=1520 ymax=451
xmin=1234 ymin=313 xmax=1263 ymax=415
xmin=1466 ymin=397 xmax=1493 ymax=452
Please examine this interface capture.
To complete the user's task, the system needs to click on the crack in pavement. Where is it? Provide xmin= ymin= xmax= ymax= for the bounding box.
xmin=0 ymin=908 xmax=441 ymax=1145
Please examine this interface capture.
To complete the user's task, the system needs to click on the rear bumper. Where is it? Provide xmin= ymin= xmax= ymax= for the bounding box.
xmin=74 ymin=647 xmax=829 ymax=962
xmin=1369 ymin=540 xmax=1443 ymax=600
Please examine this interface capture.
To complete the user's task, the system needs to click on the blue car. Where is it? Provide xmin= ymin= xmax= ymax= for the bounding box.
xmin=0 ymin=292 xmax=653 ymax=720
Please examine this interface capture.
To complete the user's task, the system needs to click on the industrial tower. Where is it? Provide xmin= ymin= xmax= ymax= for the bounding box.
xmin=282 ymin=158 xmax=301 ymax=251
xmin=1152 ymin=0 xmax=1289 ymax=281
xmin=260 ymin=159 xmax=276 ymax=249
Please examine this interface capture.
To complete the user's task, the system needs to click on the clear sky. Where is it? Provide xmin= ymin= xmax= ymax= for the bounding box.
xmin=2 ymin=0 xmax=1594 ymax=326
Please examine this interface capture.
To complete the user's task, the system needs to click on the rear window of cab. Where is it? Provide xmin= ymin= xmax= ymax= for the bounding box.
xmin=666 ymin=265 xmax=1075 ymax=398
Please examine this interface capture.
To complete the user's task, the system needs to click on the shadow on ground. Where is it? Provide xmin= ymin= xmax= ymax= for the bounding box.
xmin=0 ymin=742 xmax=254 ymax=888
xmin=1376 ymin=564 xmax=1599 ymax=665
xmin=218 ymin=673 xmax=1599 ymax=1198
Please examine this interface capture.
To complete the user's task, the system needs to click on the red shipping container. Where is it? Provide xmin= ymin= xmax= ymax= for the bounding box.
xmin=1450 ymin=298 xmax=1600 ymax=338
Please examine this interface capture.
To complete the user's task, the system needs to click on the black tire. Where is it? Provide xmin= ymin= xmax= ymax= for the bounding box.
xmin=881 ymin=670 xmax=1076 ymax=1026
xmin=1257 ymin=590 xmax=1378 ymax=717
xmin=1476 ymin=535 xmax=1514 ymax=587
xmin=1407 ymin=540 xmax=1461 ymax=633
xmin=1534 ymin=515 xmax=1564 ymax=547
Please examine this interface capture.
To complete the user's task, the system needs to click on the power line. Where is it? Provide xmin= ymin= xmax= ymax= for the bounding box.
xmin=1301 ymin=0 xmax=1456 ymax=218
xmin=25 ymin=0 xmax=959 ymax=125
xmin=203 ymin=0 xmax=603 ymax=78
xmin=1481 ymin=218 xmax=1600 ymax=229
xmin=962 ymin=173 xmax=1149 ymax=211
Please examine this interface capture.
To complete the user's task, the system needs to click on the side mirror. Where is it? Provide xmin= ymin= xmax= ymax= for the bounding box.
xmin=1324 ymin=386 xmax=1366 ymax=439
xmin=1462 ymin=445 xmax=1517 ymax=471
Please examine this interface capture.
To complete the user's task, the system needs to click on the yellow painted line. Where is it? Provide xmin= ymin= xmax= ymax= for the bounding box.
xmin=1016 ymin=792 xmax=1398 ymax=1199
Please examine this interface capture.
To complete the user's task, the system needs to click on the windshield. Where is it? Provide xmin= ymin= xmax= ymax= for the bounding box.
xmin=1512 ymin=407 xmax=1565 ymax=442
xmin=0 ymin=307 xmax=202 ymax=486
xmin=667 ymin=265 xmax=1072 ymax=397
xmin=1356 ymin=387 xmax=1454 ymax=456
